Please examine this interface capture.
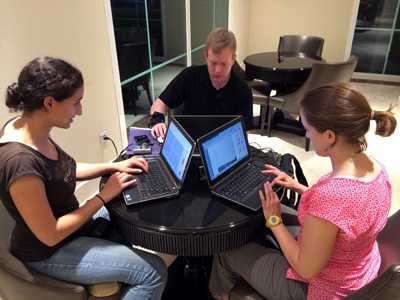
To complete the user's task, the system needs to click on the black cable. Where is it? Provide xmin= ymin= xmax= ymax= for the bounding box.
xmin=104 ymin=136 xmax=118 ymax=156
xmin=118 ymin=142 xmax=136 ymax=157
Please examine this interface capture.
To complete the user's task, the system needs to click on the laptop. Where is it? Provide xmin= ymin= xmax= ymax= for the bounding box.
xmin=197 ymin=116 xmax=275 ymax=211
xmin=172 ymin=115 xmax=238 ymax=156
xmin=123 ymin=118 xmax=195 ymax=206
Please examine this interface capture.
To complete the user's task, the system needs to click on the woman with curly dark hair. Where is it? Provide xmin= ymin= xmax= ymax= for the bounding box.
xmin=0 ymin=57 xmax=167 ymax=300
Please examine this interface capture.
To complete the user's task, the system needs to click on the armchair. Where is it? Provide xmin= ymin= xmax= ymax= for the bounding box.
xmin=229 ymin=208 xmax=400 ymax=300
xmin=267 ymin=55 xmax=358 ymax=150
xmin=0 ymin=201 xmax=120 ymax=300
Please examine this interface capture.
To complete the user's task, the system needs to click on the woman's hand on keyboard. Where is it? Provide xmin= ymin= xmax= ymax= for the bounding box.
xmin=262 ymin=164 xmax=299 ymax=191
xmin=115 ymin=156 xmax=149 ymax=174
xmin=99 ymin=172 xmax=136 ymax=203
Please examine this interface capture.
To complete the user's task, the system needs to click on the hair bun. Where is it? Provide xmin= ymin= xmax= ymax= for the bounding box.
xmin=6 ymin=83 xmax=24 ymax=109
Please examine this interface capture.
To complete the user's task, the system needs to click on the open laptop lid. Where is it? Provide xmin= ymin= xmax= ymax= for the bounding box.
xmin=172 ymin=115 xmax=238 ymax=141
xmin=197 ymin=116 xmax=251 ymax=187
xmin=160 ymin=118 xmax=195 ymax=187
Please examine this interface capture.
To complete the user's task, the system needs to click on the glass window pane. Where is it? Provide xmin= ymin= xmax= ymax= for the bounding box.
xmin=356 ymin=0 xmax=398 ymax=28
xmin=111 ymin=0 xmax=150 ymax=81
xmin=122 ymin=73 xmax=152 ymax=116
xmin=190 ymin=0 xmax=229 ymax=64
xmin=214 ymin=0 xmax=229 ymax=28
xmin=191 ymin=49 xmax=206 ymax=66
xmin=385 ymin=32 xmax=400 ymax=74
xmin=351 ymin=29 xmax=391 ymax=73
xmin=154 ymin=0 xmax=186 ymax=66
xmin=151 ymin=65 xmax=185 ymax=100
xmin=190 ymin=0 xmax=214 ymax=50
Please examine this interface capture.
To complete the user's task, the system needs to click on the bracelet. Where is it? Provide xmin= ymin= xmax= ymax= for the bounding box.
xmin=149 ymin=112 xmax=165 ymax=128
xmin=95 ymin=194 xmax=107 ymax=206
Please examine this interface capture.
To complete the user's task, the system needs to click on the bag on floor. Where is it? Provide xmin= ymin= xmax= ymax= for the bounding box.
xmin=277 ymin=153 xmax=308 ymax=210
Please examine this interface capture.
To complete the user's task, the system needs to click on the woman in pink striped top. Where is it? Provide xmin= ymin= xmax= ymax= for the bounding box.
xmin=209 ymin=83 xmax=397 ymax=299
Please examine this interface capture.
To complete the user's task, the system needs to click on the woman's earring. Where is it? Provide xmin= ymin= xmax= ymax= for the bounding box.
xmin=324 ymin=144 xmax=331 ymax=153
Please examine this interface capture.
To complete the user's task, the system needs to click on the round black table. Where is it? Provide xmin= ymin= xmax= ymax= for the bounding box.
xmin=105 ymin=159 xmax=265 ymax=256
xmin=244 ymin=51 xmax=322 ymax=90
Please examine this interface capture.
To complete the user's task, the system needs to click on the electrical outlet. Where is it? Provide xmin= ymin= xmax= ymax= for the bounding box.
xmin=99 ymin=130 xmax=107 ymax=143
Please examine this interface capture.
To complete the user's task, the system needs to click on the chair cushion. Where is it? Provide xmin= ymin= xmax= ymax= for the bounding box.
xmin=0 ymin=245 xmax=34 ymax=282
xmin=345 ymin=265 xmax=400 ymax=300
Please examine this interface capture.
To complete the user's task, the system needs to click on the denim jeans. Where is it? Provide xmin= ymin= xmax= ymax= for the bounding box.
xmin=26 ymin=207 xmax=168 ymax=300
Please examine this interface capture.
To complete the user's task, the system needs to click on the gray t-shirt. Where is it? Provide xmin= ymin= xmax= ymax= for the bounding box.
xmin=0 ymin=139 xmax=81 ymax=262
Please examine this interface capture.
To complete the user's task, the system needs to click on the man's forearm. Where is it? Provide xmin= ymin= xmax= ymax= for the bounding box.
xmin=150 ymin=98 xmax=169 ymax=114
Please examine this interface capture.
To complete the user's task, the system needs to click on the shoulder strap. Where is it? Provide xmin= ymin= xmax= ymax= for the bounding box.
xmin=290 ymin=155 xmax=308 ymax=187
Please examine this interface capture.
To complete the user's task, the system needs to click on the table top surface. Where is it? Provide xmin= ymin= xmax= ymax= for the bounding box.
xmin=107 ymin=160 xmax=263 ymax=234
xmin=244 ymin=51 xmax=322 ymax=71
xmin=104 ymin=147 xmax=281 ymax=255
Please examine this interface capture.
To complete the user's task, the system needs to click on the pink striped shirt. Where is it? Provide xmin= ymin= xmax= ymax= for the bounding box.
xmin=287 ymin=166 xmax=392 ymax=299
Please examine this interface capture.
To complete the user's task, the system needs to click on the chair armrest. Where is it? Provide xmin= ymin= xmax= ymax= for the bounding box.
xmin=345 ymin=265 xmax=400 ymax=300
xmin=0 ymin=267 xmax=86 ymax=300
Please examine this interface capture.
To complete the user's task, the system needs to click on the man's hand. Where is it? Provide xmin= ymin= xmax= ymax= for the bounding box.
xmin=151 ymin=123 xmax=167 ymax=139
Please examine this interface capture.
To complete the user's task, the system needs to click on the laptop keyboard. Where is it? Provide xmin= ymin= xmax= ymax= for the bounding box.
xmin=217 ymin=164 xmax=271 ymax=201
xmin=137 ymin=160 xmax=176 ymax=198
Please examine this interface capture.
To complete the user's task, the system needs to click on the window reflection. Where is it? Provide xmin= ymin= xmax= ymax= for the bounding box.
xmin=351 ymin=0 xmax=400 ymax=75
xmin=357 ymin=0 xmax=397 ymax=28
xmin=352 ymin=29 xmax=390 ymax=73
xmin=386 ymin=32 xmax=400 ymax=74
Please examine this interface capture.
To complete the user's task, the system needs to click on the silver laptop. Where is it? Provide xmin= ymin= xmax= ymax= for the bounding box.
xmin=123 ymin=118 xmax=195 ymax=205
xmin=198 ymin=116 xmax=274 ymax=211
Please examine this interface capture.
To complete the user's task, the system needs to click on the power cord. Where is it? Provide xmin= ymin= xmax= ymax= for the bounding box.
xmin=102 ymin=135 xmax=118 ymax=156
xmin=118 ymin=142 xmax=135 ymax=157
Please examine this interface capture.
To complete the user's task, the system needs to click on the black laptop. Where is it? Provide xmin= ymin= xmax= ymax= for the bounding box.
xmin=172 ymin=115 xmax=238 ymax=156
xmin=123 ymin=118 xmax=195 ymax=205
xmin=197 ymin=116 xmax=275 ymax=211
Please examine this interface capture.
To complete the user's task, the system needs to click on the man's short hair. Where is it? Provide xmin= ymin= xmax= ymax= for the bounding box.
xmin=205 ymin=27 xmax=237 ymax=54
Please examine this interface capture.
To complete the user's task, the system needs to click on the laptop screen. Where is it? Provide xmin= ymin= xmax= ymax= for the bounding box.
xmin=161 ymin=120 xmax=194 ymax=182
xmin=173 ymin=115 xmax=238 ymax=141
xmin=199 ymin=118 xmax=249 ymax=182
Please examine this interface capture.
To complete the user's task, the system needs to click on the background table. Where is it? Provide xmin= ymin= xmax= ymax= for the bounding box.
xmin=244 ymin=51 xmax=322 ymax=91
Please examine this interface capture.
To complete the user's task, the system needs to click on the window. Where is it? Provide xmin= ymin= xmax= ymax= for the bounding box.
xmin=351 ymin=0 xmax=400 ymax=75
xmin=110 ymin=0 xmax=229 ymax=126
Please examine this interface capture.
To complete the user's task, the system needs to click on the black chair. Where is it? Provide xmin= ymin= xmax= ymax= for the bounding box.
xmin=230 ymin=208 xmax=400 ymax=300
xmin=278 ymin=35 xmax=324 ymax=60
xmin=231 ymin=62 xmax=271 ymax=130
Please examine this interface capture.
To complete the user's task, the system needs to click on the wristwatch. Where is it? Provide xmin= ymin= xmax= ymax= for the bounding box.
xmin=266 ymin=215 xmax=282 ymax=228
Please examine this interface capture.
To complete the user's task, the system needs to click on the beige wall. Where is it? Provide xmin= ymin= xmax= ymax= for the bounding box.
xmin=228 ymin=0 xmax=251 ymax=65
xmin=230 ymin=0 xmax=358 ymax=63
xmin=0 ymin=0 xmax=125 ymax=200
